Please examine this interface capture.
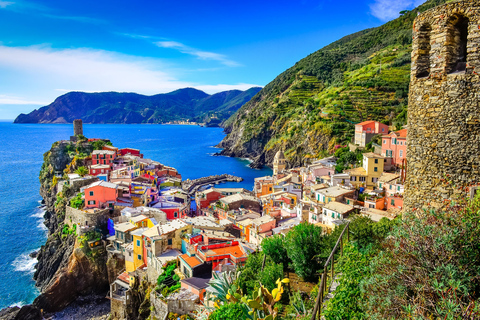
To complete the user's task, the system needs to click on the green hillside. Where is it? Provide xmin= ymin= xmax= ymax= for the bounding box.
xmin=219 ymin=0 xmax=447 ymax=168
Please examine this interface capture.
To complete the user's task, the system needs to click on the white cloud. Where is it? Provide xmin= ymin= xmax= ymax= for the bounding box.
xmin=0 ymin=45 xmax=260 ymax=107
xmin=369 ymin=0 xmax=424 ymax=21
xmin=155 ymin=41 xmax=240 ymax=67
xmin=0 ymin=1 xmax=14 ymax=8
xmin=0 ymin=95 xmax=47 ymax=105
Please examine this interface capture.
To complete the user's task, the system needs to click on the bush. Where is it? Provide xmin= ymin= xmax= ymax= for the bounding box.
xmin=261 ymin=234 xmax=290 ymax=268
xmin=208 ymin=303 xmax=246 ymax=320
xmin=70 ymin=192 xmax=84 ymax=209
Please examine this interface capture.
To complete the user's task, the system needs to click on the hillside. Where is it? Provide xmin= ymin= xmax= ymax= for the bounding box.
xmin=218 ymin=0 xmax=447 ymax=168
xmin=14 ymin=87 xmax=261 ymax=125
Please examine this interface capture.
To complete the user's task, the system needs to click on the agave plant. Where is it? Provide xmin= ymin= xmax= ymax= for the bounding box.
xmin=204 ymin=271 xmax=238 ymax=309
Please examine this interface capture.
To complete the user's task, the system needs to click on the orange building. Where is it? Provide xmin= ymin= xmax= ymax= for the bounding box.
xmin=84 ymin=181 xmax=119 ymax=208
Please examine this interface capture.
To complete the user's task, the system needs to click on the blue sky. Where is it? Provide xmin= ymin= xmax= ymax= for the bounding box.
xmin=0 ymin=0 xmax=424 ymax=119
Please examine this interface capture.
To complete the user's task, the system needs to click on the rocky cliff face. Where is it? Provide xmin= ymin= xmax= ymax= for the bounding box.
xmin=30 ymin=139 xmax=109 ymax=313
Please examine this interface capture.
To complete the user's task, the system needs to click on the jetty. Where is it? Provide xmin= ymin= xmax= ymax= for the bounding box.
xmin=182 ymin=174 xmax=243 ymax=194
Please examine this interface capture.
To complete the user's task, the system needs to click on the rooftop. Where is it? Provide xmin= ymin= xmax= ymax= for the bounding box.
xmin=142 ymin=219 xmax=189 ymax=238
xmin=130 ymin=227 xmax=149 ymax=237
xmin=114 ymin=222 xmax=137 ymax=233
xmin=179 ymin=254 xmax=203 ymax=269
xmin=85 ymin=180 xmax=118 ymax=190
xmin=92 ymin=150 xmax=116 ymax=155
xmin=311 ymin=183 xmax=329 ymax=191
xmin=181 ymin=277 xmax=211 ymax=290
xmin=355 ymin=120 xmax=376 ymax=126
xmin=378 ymin=173 xmax=400 ymax=183
xmin=220 ymin=193 xmax=260 ymax=205
xmin=345 ymin=167 xmax=367 ymax=176
xmin=363 ymin=152 xmax=385 ymax=159
xmin=318 ymin=186 xmax=355 ymax=198
xmin=323 ymin=201 xmax=354 ymax=214
xmin=251 ymin=215 xmax=275 ymax=225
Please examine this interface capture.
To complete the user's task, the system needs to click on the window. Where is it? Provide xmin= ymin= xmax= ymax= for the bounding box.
xmin=379 ymin=183 xmax=383 ymax=188
xmin=89 ymin=191 xmax=94 ymax=196
xmin=382 ymin=128 xmax=385 ymax=132
xmin=369 ymin=204 xmax=374 ymax=208
xmin=312 ymin=215 xmax=316 ymax=221
xmin=389 ymin=185 xmax=392 ymax=190
xmin=323 ymin=210 xmax=327 ymax=215
xmin=398 ymin=186 xmax=401 ymax=191
xmin=137 ymin=254 xmax=142 ymax=260
xmin=332 ymin=212 xmax=335 ymax=218
xmin=359 ymin=177 xmax=366 ymax=182
xmin=446 ymin=14 xmax=469 ymax=74
xmin=416 ymin=23 xmax=432 ymax=78
xmin=136 ymin=240 xmax=140 ymax=247
xmin=174 ymin=211 xmax=178 ymax=218
xmin=168 ymin=239 xmax=172 ymax=245
xmin=374 ymin=167 xmax=378 ymax=172
xmin=383 ymin=139 xmax=386 ymax=144
xmin=399 ymin=150 xmax=404 ymax=158
xmin=375 ymin=159 xmax=378 ymax=164
xmin=392 ymin=138 xmax=397 ymax=145
xmin=391 ymin=199 xmax=395 ymax=206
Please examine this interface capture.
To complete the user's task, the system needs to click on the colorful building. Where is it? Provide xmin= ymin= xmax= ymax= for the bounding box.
xmin=354 ymin=121 xmax=389 ymax=147
xmin=84 ymin=181 xmax=119 ymax=209
xmin=92 ymin=150 xmax=116 ymax=166
xmin=346 ymin=153 xmax=385 ymax=188
xmin=381 ymin=128 xmax=407 ymax=167
xmin=89 ymin=164 xmax=111 ymax=177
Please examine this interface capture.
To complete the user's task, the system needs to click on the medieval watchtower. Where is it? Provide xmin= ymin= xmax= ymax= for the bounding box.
xmin=405 ymin=0 xmax=480 ymax=210
xmin=73 ymin=119 xmax=83 ymax=136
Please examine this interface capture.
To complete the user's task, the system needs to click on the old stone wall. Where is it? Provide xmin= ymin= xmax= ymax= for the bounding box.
xmin=70 ymin=176 xmax=99 ymax=194
xmin=405 ymin=0 xmax=480 ymax=210
xmin=65 ymin=206 xmax=109 ymax=228
xmin=150 ymin=291 xmax=168 ymax=320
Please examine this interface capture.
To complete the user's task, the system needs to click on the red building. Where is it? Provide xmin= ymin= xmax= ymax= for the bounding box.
xmin=119 ymin=148 xmax=143 ymax=158
xmin=84 ymin=181 xmax=120 ymax=209
xmin=381 ymin=129 xmax=407 ymax=167
xmin=92 ymin=150 xmax=116 ymax=166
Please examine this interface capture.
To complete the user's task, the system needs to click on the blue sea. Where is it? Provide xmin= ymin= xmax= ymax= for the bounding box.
xmin=0 ymin=121 xmax=271 ymax=309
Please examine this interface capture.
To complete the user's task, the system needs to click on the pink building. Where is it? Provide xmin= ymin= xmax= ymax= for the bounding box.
xmin=386 ymin=195 xmax=404 ymax=210
xmin=84 ymin=181 xmax=119 ymax=208
xmin=92 ymin=150 xmax=116 ymax=166
xmin=354 ymin=121 xmax=389 ymax=147
xmin=381 ymin=129 xmax=407 ymax=167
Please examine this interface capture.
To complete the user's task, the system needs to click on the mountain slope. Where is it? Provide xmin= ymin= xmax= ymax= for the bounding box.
xmin=218 ymin=0 xmax=447 ymax=168
xmin=14 ymin=87 xmax=262 ymax=125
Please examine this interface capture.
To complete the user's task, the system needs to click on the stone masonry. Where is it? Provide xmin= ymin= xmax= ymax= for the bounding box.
xmin=405 ymin=0 xmax=480 ymax=210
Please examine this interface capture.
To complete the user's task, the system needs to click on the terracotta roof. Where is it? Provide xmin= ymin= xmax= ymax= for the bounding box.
xmin=355 ymin=120 xmax=375 ymax=126
xmin=396 ymin=128 xmax=407 ymax=138
xmin=117 ymin=271 xmax=130 ymax=284
xmin=180 ymin=254 xmax=203 ymax=269
xmin=209 ymin=245 xmax=246 ymax=258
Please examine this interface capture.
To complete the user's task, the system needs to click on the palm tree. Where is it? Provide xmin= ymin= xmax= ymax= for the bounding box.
xmin=75 ymin=166 xmax=88 ymax=177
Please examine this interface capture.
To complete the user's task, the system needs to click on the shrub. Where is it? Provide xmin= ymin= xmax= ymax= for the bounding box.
xmin=208 ymin=303 xmax=246 ymax=320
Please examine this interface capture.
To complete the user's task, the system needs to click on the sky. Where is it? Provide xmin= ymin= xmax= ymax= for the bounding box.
xmin=0 ymin=0 xmax=424 ymax=119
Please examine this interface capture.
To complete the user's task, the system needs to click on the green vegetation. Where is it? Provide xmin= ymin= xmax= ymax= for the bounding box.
xmin=70 ymin=192 xmax=84 ymax=209
xmin=75 ymin=166 xmax=88 ymax=177
xmin=208 ymin=303 xmax=246 ymax=320
xmin=61 ymin=224 xmax=76 ymax=238
xmin=155 ymin=260 xmax=181 ymax=296
xmin=222 ymin=0 xmax=448 ymax=167
xmin=334 ymin=147 xmax=362 ymax=173
xmin=90 ymin=139 xmax=112 ymax=150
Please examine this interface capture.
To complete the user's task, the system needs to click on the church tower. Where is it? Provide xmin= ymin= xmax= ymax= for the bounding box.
xmin=273 ymin=150 xmax=286 ymax=176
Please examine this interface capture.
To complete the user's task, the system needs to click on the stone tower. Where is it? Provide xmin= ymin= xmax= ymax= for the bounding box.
xmin=73 ymin=119 xmax=83 ymax=136
xmin=273 ymin=150 xmax=286 ymax=176
xmin=405 ymin=0 xmax=480 ymax=211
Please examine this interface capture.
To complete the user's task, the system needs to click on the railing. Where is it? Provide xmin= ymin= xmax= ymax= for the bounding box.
xmin=310 ymin=221 xmax=350 ymax=320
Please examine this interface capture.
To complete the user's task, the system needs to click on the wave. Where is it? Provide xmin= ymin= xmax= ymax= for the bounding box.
xmin=30 ymin=208 xmax=48 ymax=231
xmin=12 ymin=251 xmax=38 ymax=273
xmin=9 ymin=301 xmax=25 ymax=308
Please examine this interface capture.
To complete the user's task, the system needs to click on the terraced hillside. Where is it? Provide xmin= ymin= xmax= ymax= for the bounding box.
xmin=219 ymin=0 xmax=446 ymax=168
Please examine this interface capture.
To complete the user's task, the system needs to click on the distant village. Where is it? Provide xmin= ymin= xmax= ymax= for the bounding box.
xmin=62 ymin=119 xmax=406 ymax=319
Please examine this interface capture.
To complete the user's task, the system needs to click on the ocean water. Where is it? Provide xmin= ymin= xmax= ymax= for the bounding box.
xmin=0 ymin=122 xmax=271 ymax=309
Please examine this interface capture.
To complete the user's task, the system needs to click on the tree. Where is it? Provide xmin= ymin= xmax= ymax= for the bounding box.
xmin=286 ymin=223 xmax=325 ymax=281
xmin=261 ymin=235 xmax=290 ymax=268
xmin=75 ymin=166 xmax=88 ymax=177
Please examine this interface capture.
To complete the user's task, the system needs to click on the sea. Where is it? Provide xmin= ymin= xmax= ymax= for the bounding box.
xmin=0 ymin=121 xmax=271 ymax=309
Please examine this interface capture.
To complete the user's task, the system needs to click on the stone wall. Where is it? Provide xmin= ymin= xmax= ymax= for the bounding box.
xmin=150 ymin=291 xmax=168 ymax=320
xmin=405 ymin=0 xmax=480 ymax=210
xmin=64 ymin=206 xmax=109 ymax=228
xmin=70 ymin=176 xmax=99 ymax=194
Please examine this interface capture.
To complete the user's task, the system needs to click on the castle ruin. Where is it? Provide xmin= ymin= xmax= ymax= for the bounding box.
xmin=405 ymin=0 xmax=480 ymax=210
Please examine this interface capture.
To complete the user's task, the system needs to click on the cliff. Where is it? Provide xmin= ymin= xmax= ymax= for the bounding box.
xmin=32 ymin=139 xmax=110 ymax=313
xmin=218 ymin=0 xmax=448 ymax=168
xmin=14 ymin=87 xmax=261 ymax=125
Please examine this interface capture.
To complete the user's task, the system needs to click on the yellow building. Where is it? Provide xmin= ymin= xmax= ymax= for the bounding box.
xmin=346 ymin=153 xmax=385 ymax=188
xmin=125 ymin=227 xmax=149 ymax=272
